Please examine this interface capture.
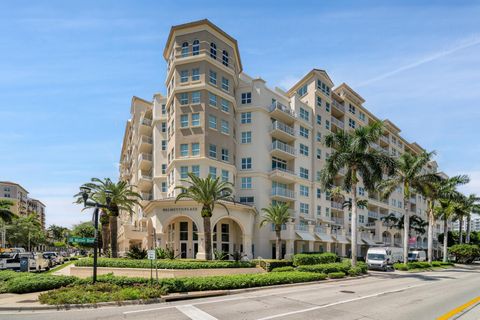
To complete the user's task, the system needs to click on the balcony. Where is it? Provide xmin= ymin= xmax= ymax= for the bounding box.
xmin=138 ymin=135 xmax=153 ymax=153
xmin=295 ymin=224 xmax=308 ymax=232
xmin=330 ymin=116 xmax=344 ymax=130
xmin=270 ymin=121 xmax=295 ymax=142
xmin=269 ymin=102 xmax=296 ymax=123
xmin=139 ymin=117 xmax=153 ymax=135
xmin=379 ymin=135 xmax=390 ymax=146
xmin=269 ymin=167 xmax=296 ymax=183
xmin=331 ymin=216 xmax=344 ymax=225
xmin=138 ymin=171 xmax=153 ymax=190
xmin=331 ymin=201 xmax=344 ymax=211
xmin=332 ymin=100 xmax=345 ymax=114
xmin=138 ymin=153 xmax=153 ymax=170
xmin=271 ymin=187 xmax=295 ymax=201
xmin=141 ymin=192 xmax=153 ymax=201
xmin=368 ymin=211 xmax=379 ymax=219
xmin=270 ymin=141 xmax=296 ymax=159
xmin=410 ymin=197 xmax=417 ymax=204
xmin=370 ymin=142 xmax=388 ymax=153
xmin=364 ymin=222 xmax=377 ymax=229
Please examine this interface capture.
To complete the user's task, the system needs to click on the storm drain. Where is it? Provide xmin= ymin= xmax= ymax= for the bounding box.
xmin=340 ymin=290 xmax=355 ymax=294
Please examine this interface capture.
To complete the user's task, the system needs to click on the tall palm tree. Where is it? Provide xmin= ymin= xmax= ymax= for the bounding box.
xmin=259 ymin=203 xmax=291 ymax=260
xmin=435 ymin=199 xmax=458 ymax=262
xmin=320 ymin=121 xmax=395 ymax=266
xmin=0 ymin=199 xmax=16 ymax=223
xmin=175 ymin=173 xmax=234 ymax=260
xmin=75 ymin=178 xmax=142 ymax=258
xmin=99 ymin=210 xmax=110 ymax=255
xmin=463 ymin=194 xmax=480 ymax=243
xmin=420 ymin=175 xmax=468 ymax=262
xmin=379 ymin=151 xmax=437 ymax=265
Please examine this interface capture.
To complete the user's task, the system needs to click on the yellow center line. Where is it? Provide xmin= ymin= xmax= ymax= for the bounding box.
xmin=437 ymin=296 xmax=480 ymax=320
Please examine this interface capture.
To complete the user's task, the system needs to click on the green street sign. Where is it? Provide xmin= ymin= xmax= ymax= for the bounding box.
xmin=68 ymin=237 xmax=95 ymax=244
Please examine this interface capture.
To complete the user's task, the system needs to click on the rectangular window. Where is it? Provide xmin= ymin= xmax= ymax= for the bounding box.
xmin=299 ymin=143 xmax=309 ymax=156
xmin=180 ymin=114 xmax=188 ymax=128
xmin=316 ymin=96 xmax=322 ymax=107
xmin=180 ymin=93 xmax=188 ymax=105
xmin=241 ymin=112 xmax=251 ymax=124
xmin=349 ymin=118 xmax=356 ymax=129
xmin=208 ymin=92 xmax=217 ymax=107
xmin=358 ymin=187 xmax=365 ymax=196
xmin=180 ymin=70 xmax=188 ymax=83
xmin=349 ymin=104 xmax=356 ymax=114
xmin=241 ymin=177 xmax=252 ymax=189
xmin=317 ymin=188 xmax=322 ymax=199
xmin=192 ymin=68 xmax=200 ymax=81
xmin=161 ymin=182 xmax=167 ymax=192
xmin=239 ymin=196 xmax=254 ymax=204
xmin=191 ymin=165 xmax=200 ymax=176
xmin=297 ymin=85 xmax=307 ymax=96
xmin=209 ymin=166 xmax=217 ymax=178
xmin=191 ymin=143 xmax=200 ymax=156
xmin=180 ymin=144 xmax=188 ymax=157
xmin=359 ymin=215 xmax=365 ymax=223
xmin=209 ymin=70 xmax=217 ymax=85
xmin=300 ymin=203 xmax=309 ymax=214
xmin=299 ymin=167 xmax=309 ymax=179
xmin=161 ymin=140 xmax=167 ymax=151
xmin=221 ymin=99 xmax=229 ymax=113
xmin=221 ymin=148 xmax=229 ymax=161
xmin=359 ymin=112 xmax=366 ymax=122
xmin=316 ymin=132 xmax=322 ymax=142
xmin=299 ymin=126 xmax=309 ymax=138
xmin=191 ymin=91 xmax=201 ymax=104
xmin=326 ymin=120 xmax=330 ymax=130
xmin=241 ymin=157 xmax=252 ymax=170
xmin=209 ymin=144 xmax=217 ymax=158
xmin=317 ymin=205 xmax=322 ymax=216
xmin=222 ymin=169 xmax=229 ymax=182
xmin=221 ymin=119 xmax=229 ymax=134
xmin=180 ymin=166 xmax=188 ymax=178
xmin=161 ymin=122 xmax=167 ymax=132
xmin=221 ymin=77 xmax=229 ymax=91
xmin=191 ymin=113 xmax=200 ymax=126
xmin=241 ymin=131 xmax=252 ymax=143
xmin=299 ymin=108 xmax=309 ymax=121
xmin=325 ymin=102 xmax=330 ymax=112
xmin=241 ymin=92 xmax=252 ymax=104
xmin=316 ymin=148 xmax=321 ymax=159
xmin=316 ymin=114 xmax=322 ymax=125
xmin=209 ymin=115 xmax=217 ymax=129
xmin=161 ymin=164 xmax=166 ymax=174
xmin=300 ymin=185 xmax=309 ymax=197
xmin=317 ymin=79 xmax=330 ymax=96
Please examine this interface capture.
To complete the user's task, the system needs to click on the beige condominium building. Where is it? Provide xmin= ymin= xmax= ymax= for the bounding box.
xmin=118 ymin=19 xmax=445 ymax=260
xmin=0 ymin=181 xmax=46 ymax=229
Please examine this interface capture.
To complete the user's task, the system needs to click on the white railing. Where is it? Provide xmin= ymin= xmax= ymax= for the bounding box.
xmin=332 ymin=100 xmax=345 ymax=112
xmin=138 ymin=153 xmax=153 ymax=162
xmin=331 ymin=201 xmax=344 ymax=210
xmin=271 ymin=121 xmax=295 ymax=136
xmin=331 ymin=216 xmax=344 ymax=224
xmin=295 ymin=224 xmax=308 ymax=232
xmin=271 ymin=187 xmax=295 ymax=199
xmin=141 ymin=193 xmax=153 ymax=201
xmin=368 ymin=211 xmax=379 ymax=218
xmin=140 ymin=135 xmax=153 ymax=144
xmin=380 ymin=135 xmax=389 ymax=144
xmin=270 ymin=167 xmax=296 ymax=175
xmin=270 ymin=141 xmax=296 ymax=156
xmin=269 ymin=101 xmax=296 ymax=118
xmin=331 ymin=116 xmax=344 ymax=129
xmin=315 ymin=226 xmax=327 ymax=234
xmin=141 ymin=118 xmax=152 ymax=126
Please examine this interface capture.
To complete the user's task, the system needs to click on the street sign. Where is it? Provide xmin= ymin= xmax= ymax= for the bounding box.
xmin=147 ymin=250 xmax=156 ymax=260
xmin=69 ymin=237 xmax=95 ymax=244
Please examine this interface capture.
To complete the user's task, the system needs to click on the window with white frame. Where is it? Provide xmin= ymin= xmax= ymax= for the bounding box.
xmin=208 ymin=92 xmax=217 ymax=107
xmin=297 ymin=84 xmax=307 ymax=96
xmin=192 ymin=68 xmax=200 ymax=81
xmin=161 ymin=182 xmax=167 ymax=192
xmin=222 ymin=50 xmax=229 ymax=66
xmin=325 ymin=102 xmax=330 ymax=112
xmin=348 ymin=118 xmax=356 ymax=129
xmin=180 ymin=114 xmax=188 ymax=127
xmin=241 ymin=131 xmax=252 ymax=143
xmin=180 ymin=144 xmax=188 ymax=157
xmin=191 ymin=143 xmax=200 ymax=156
xmin=317 ymin=205 xmax=322 ymax=216
xmin=191 ymin=165 xmax=200 ymax=176
xmin=180 ymin=93 xmax=188 ymax=105
xmin=316 ymin=148 xmax=321 ymax=159
xmin=221 ymin=99 xmax=229 ymax=113
xmin=180 ymin=70 xmax=188 ymax=83
xmin=221 ymin=77 xmax=229 ymax=91
xmin=161 ymin=140 xmax=167 ymax=151
xmin=358 ymin=187 xmax=365 ymax=196
xmin=221 ymin=119 xmax=229 ymax=134
xmin=191 ymin=91 xmax=201 ymax=104
xmin=222 ymin=169 xmax=229 ymax=182
xmin=161 ymin=164 xmax=166 ymax=174
xmin=181 ymin=42 xmax=189 ymax=57
xmin=191 ymin=113 xmax=200 ymax=126
xmin=300 ymin=203 xmax=309 ymax=214
xmin=209 ymin=115 xmax=217 ymax=129
xmin=209 ymin=144 xmax=217 ymax=158
xmin=209 ymin=70 xmax=217 ymax=85
xmin=299 ymin=126 xmax=309 ymax=138
xmin=241 ymin=177 xmax=252 ymax=189
xmin=192 ymin=40 xmax=199 ymax=55
xmin=241 ymin=112 xmax=251 ymax=124
xmin=326 ymin=120 xmax=330 ymax=130
xmin=299 ymin=108 xmax=309 ymax=121
xmin=359 ymin=112 xmax=366 ymax=122
xmin=299 ymin=167 xmax=309 ymax=179
xmin=316 ymin=132 xmax=322 ymax=142
xmin=180 ymin=166 xmax=188 ymax=178
xmin=221 ymin=148 xmax=229 ymax=161
xmin=241 ymin=92 xmax=252 ymax=104
xmin=210 ymin=42 xmax=217 ymax=59
xmin=209 ymin=166 xmax=217 ymax=178
xmin=316 ymin=96 xmax=322 ymax=107
xmin=348 ymin=104 xmax=356 ymax=114
xmin=241 ymin=157 xmax=252 ymax=170
xmin=300 ymin=185 xmax=309 ymax=197
xmin=316 ymin=114 xmax=322 ymax=125
xmin=317 ymin=188 xmax=322 ymax=199
xmin=317 ymin=79 xmax=330 ymax=96
xmin=299 ymin=143 xmax=309 ymax=156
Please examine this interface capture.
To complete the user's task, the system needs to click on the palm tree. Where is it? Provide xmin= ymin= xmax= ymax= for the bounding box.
xmin=259 ymin=203 xmax=291 ymax=260
xmin=175 ymin=173 xmax=234 ymax=260
xmin=99 ymin=210 xmax=110 ymax=255
xmin=463 ymin=194 xmax=480 ymax=243
xmin=0 ymin=199 xmax=16 ymax=223
xmin=435 ymin=199 xmax=457 ymax=262
xmin=379 ymin=151 xmax=437 ymax=265
xmin=75 ymin=178 xmax=142 ymax=258
xmin=320 ymin=121 xmax=395 ymax=266
xmin=420 ymin=175 xmax=468 ymax=262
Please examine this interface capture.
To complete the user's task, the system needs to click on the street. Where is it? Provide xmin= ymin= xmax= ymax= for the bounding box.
xmin=1 ymin=266 xmax=479 ymax=320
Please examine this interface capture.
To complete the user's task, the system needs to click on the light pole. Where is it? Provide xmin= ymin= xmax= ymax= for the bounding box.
xmin=79 ymin=186 xmax=112 ymax=283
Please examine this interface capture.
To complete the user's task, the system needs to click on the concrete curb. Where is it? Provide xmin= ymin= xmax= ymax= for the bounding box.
xmin=0 ymin=274 xmax=371 ymax=311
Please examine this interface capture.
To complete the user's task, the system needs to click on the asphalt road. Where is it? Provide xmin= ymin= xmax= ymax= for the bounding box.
xmin=1 ymin=266 xmax=479 ymax=320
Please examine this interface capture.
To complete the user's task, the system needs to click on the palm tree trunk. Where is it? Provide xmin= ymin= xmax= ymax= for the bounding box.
xmin=109 ymin=215 xmax=118 ymax=258
xmin=203 ymin=216 xmax=212 ymax=260
xmin=351 ymin=184 xmax=358 ymax=267
xmin=427 ymin=207 xmax=434 ymax=264
xmin=466 ymin=214 xmax=471 ymax=244
xmin=275 ymin=229 xmax=281 ymax=260
xmin=403 ymin=194 xmax=410 ymax=265
xmin=443 ymin=218 xmax=448 ymax=263
xmin=458 ymin=217 xmax=463 ymax=244
xmin=102 ymin=223 xmax=110 ymax=256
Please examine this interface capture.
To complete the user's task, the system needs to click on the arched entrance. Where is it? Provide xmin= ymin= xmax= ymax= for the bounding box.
xmin=382 ymin=231 xmax=391 ymax=245
xmin=423 ymin=237 xmax=428 ymax=249
xmin=394 ymin=233 xmax=402 ymax=246
xmin=416 ymin=236 xmax=422 ymax=248
xmin=165 ymin=217 xmax=199 ymax=259
xmin=212 ymin=217 xmax=244 ymax=259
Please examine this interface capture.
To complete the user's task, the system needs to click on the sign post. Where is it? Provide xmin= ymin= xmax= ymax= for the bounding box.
xmin=147 ymin=250 xmax=156 ymax=285
xmin=68 ymin=237 xmax=95 ymax=244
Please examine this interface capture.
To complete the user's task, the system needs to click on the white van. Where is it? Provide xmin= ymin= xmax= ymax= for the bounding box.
xmin=408 ymin=250 xmax=426 ymax=262
xmin=366 ymin=247 xmax=403 ymax=271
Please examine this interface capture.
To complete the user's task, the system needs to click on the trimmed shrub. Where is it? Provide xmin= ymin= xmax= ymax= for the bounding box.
xmin=328 ymin=272 xmax=346 ymax=279
xmin=348 ymin=266 xmax=364 ymax=277
xmin=257 ymin=260 xmax=293 ymax=272
xmin=3 ymin=274 xmax=77 ymax=294
xmin=126 ymin=247 xmax=148 ymax=260
xmin=393 ymin=263 xmax=408 ymax=271
xmin=448 ymin=244 xmax=480 ymax=264
xmin=293 ymin=253 xmax=338 ymax=266
xmin=270 ymin=266 xmax=295 ymax=273
xmin=74 ymin=258 xmax=255 ymax=269
xmin=356 ymin=262 xmax=368 ymax=274
xmin=297 ymin=261 xmax=351 ymax=274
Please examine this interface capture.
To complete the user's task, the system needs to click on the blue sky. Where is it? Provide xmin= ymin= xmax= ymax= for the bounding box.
xmin=1 ymin=0 xmax=480 ymax=228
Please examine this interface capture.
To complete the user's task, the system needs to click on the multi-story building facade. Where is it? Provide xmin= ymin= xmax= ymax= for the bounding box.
xmin=0 ymin=181 xmax=46 ymax=229
xmin=118 ymin=19 xmax=445 ymax=259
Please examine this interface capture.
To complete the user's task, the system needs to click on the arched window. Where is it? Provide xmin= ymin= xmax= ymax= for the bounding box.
xmin=192 ymin=40 xmax=200 ymax=56
xmin=181 ymin=42 xmax=189 ymax=57
xmin=210 ymin=42 xmax=217 ymax=59
xmin=222 ymin=50 xmax=229 ymax=66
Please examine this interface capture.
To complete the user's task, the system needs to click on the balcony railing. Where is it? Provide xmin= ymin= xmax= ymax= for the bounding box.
xmin=315 ymin=226 xmax=328 ymax=234
xmin=270 ymin=167 xmax=296 ymax=175
xmin=138 ymin=153 xmax=153 ymax=162
xmin=270 ymin=141 xmax=296 ymax=156
xmin=269 ymin=102 xmax=296 ymax=118
xmin=331 ymin=216 xmax=344 ymax=225
xmin=332 ymin=100 xmax=345 ymax=112
xmin=271 ymin=121 xmax=295 ymax=136
xmin=141 ymin=193 xmax=153 ymax=201
xmin=380 ymin=135 xmax=389 ymax=144
xmin=331 ymin=116 xmax=344 ymax=129
xmin=331 ymin=201 xmax=344 ymax=210
xmin=141 ymin=118 xmax=152 ymax=126
xmin=295 ymin=224 xmax=308 ymax=232
xmin=365 ymin=222 xmax=376 ymax=228
xmin=140 ymin=135 xmax=153 ymax=144
xmin=271 ymin=187 xmax=295 ymax=199
xmin=368 ymin=211 xmax=379 ymax=219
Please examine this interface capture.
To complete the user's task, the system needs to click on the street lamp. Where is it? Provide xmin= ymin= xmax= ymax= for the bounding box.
xmin=79 ymin=187 xmax=112 ymax=283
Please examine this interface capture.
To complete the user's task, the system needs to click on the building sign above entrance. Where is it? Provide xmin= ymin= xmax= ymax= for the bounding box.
xmin=162 ymin=207 xmax=199 ymax=212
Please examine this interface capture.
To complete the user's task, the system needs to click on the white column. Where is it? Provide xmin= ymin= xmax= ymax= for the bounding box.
xmin=195 ymin=232 xmax=207 ymax=260
xmin=243 ymin=234 xmax=253 ymax=259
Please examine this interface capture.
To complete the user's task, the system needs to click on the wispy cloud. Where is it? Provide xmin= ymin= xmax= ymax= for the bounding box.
xmin=356 ymin=35 xmax=480 ymax=87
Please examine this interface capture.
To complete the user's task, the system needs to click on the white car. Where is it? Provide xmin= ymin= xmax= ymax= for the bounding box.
xmin=366 ymin=247 xmax=404 ymax=271
xmin=43 ymin=252 xmax=64 ymax=265
xmin=408 ymin=250 xmax=427 ymax=262
xmin=0 ymin=252 xmax=50 ymax=271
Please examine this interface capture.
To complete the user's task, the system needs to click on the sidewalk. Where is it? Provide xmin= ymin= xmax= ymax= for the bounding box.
xmin=0 ymin=292 xmax=42 ymax=309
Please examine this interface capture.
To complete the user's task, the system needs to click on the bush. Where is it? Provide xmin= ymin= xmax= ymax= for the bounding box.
xmin=257 ymin=260 xmax=293 ymax=272
xmin=270 ymin=266 xmax=295 ymax=273
xmin=293 ymin=253 xmax=338 ymax=266
xmin=74 ymin=258 xmax=255 ymax=269
xmin=297 ymin=261 xmax=351 ymax=274
xmin=393 ymin=263 xmax=409 ymax=271
xmin=155 ymin=247 xmax=175 ymax=260
xmin=126 ymin=247 xmax=147 ymax=260
xmin=2 ymin=274 xmax=77 ymax=294
xmin=356 ymin=262 xmax=368 ymax=274
xmin=328 ymin=272 xmax=346 ymax=279
xmin=448 ymin=244 xmax=480 ymax=264
xmin=348 ymin=266 xmax=364 ymax=277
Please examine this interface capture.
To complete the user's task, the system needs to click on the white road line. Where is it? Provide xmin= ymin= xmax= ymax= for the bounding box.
xmin=256 ymin=283 xmax=427 ymax=320
xmin=176 ymin=305 xmax=219 ymax=320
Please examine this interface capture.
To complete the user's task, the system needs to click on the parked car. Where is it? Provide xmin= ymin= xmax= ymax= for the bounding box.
xmin=43 ymin=252 xmax=64 ymax=265
xmin=366 ymin=247 xmax=403 ymax=271
xmin=408 ymin=250 xmax=427 ymax=262
xmin=0 ymin=252 xmax=50 ymax=271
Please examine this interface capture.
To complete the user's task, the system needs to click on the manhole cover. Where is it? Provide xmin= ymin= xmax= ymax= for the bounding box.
xmin=340 ymin=290 xmax=355 ymax=294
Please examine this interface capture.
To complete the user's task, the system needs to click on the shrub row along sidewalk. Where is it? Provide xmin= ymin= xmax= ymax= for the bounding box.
xmin=393 ymin=261 xmax=453 ymax=271
xmin=74 ymin=258 xmax=256 ymax=269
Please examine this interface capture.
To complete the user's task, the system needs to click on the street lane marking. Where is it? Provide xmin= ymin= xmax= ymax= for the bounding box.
xmin=176 ymin=305 xmax=219 ymax=320
xmin=256 ymin=284 xmax=426 ymax=320
xmin=437 ymin=296 xmax=480 ymax=320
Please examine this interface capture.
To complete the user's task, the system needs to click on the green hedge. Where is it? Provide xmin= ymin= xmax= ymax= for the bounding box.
xmin=0 ymin=272 xmax=77 ymax=294
xmin=393 ymin=261 xmax=453 ymax=271
xmin=270 ymin=266 xmax=295 ymax=273
xmin=256 ymin=259 xmax=293 ymax=272
xmin=328 ymin=272 xmax=346 ymax=279
xmin=297 ymin=261 xmax=351 ymax=274
xmin=449 ymin=244 xmax=480 ymax=264
xmin=74 ymin=258 xmax=256 ymax=269
xmin=348 ymin=267 xmax=364 ymax=277
xmin=293 ymin=253 xmax=338 ymax=266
